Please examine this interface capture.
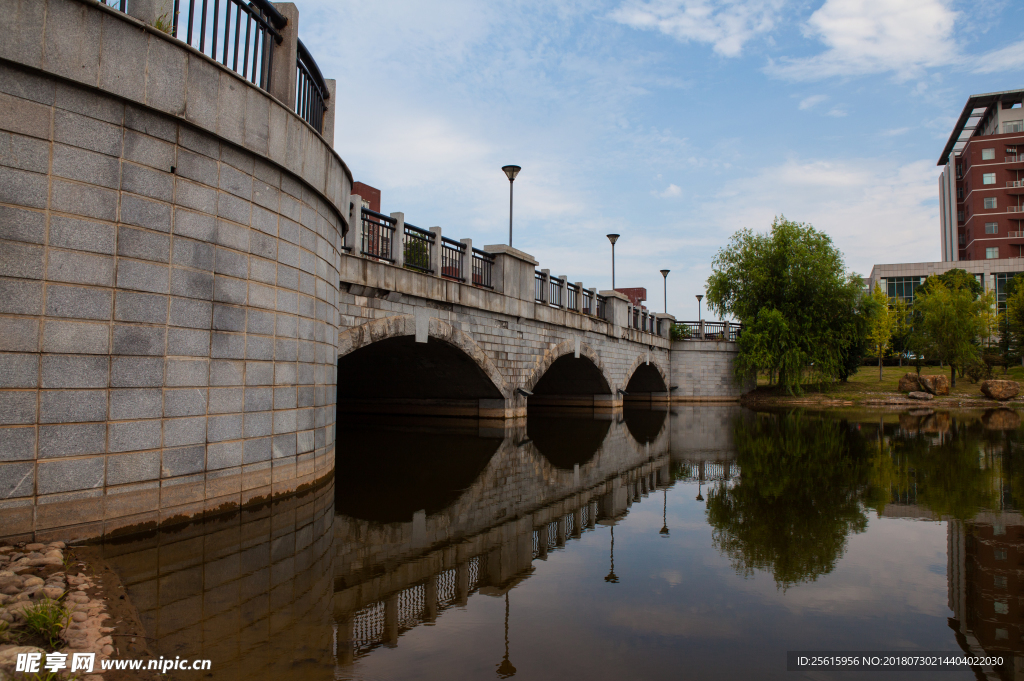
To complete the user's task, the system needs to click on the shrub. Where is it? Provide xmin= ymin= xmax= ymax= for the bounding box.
xmin=964 ymin=360 xmax=992 ymax=384
xmin=670 ymin=324 xmax=690 ymax=341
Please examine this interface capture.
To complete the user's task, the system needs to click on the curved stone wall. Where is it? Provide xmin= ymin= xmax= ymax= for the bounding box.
xmin=0 ymin=1 xmax=348 ymax=540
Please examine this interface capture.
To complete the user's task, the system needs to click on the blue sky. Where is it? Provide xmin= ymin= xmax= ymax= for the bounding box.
xmin=298 ymin=0 xmax=1024 ymax=320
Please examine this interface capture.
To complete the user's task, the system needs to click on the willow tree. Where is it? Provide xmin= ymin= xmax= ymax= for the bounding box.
xmin=706 ymin=216 xmax=870 ymax=394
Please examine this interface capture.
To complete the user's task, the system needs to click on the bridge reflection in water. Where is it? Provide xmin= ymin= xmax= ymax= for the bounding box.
xmin=332 ymin=406 xmax=687 ymax=664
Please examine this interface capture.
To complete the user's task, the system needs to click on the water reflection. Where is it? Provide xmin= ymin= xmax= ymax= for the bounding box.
xmin=88 ymin=405 xmax=1024 ymax=680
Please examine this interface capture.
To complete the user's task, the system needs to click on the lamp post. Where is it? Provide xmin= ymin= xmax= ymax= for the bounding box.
xmin=659 ymin=489 xmax=670 ymax=537
xmin=496 ymin=592 xmax=516 ymax=678
xmin=502 ymin=165 xmax=521 ymax=247
xmin=696 ymin=294 xmax=703 ymax=322
xmin=660 ymin=269 xmax=670 ymax=314
xmin=607 ymin=234 xmax=620 ymax=289
xmin=604 ymin=526 xmax=618 ymax=583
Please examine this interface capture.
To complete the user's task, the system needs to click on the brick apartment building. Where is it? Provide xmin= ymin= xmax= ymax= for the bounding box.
xmin=869 ymin=88 xmax=1024 ymax=309
xmin=940 ymin=89 xmax=1024 ymax=262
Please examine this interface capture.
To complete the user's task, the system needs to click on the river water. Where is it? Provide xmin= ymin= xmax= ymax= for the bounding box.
xmin=96 ymin=405 xmax=1024 ymax=680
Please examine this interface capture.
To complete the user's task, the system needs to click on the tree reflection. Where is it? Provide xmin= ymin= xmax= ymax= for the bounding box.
xmin=706 ymin=411 xmax=874 ymax=589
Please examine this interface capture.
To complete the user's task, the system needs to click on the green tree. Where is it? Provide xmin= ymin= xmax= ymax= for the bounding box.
xmin=706 ymin=216 xmax=868 ymax=394
xmin=866 ymin=283 xmax=898 ymax=381
xmin=913 ymin=278 xmax=992 ymax=387
xmin=1004 ymin=274 xmax=1024 ymax=365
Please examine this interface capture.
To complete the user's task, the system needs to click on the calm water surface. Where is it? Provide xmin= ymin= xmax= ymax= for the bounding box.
xmin=97 ymin=406 xmax=1024 ymax=680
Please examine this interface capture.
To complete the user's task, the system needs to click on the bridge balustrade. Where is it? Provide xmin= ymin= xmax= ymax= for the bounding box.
xmin=402 ymin=222 xmax=435 ymax=274
xmin=471 ymin=249 xmax=495 ymax=288
xmin=674 ymin=320 xmax=742 ymax=341
xmin=440 ymin=237 xmax=466 ymax=282
xmin=105 ymin=0 xmax=331 ymax=134
xmin=360 ymin=209 xmax=396 ymax=262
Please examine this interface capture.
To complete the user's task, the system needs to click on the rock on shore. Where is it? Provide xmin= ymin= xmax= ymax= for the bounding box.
xmin=981 ymin=380 xmax=1021 ymax=401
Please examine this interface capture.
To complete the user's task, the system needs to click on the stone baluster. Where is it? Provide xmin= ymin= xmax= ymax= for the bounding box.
xmin=390 ymin=212 xmax=405 ymax=268
xmin=346 ymin=194 xmax=361 ymax=253
xmin=429 ymin=227 xmax=442 ymax=275
xmin=540 ymin=269 xmax=551 ymax=304
xmin=558 ymin=275 xmax=568 ymax=309
xmin=460 ymin=238 xmax=473 ymax=284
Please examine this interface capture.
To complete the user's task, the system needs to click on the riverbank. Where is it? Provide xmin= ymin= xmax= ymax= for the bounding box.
xmin=741 ymin=365 xmax=1024 ymax=409
xmin=0 ymin=542 xmax=156 ymax=681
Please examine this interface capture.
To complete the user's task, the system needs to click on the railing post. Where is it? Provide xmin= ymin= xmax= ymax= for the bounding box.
xmin=540 ymin=269 xmax=550 ymax=304
xmin=269 ymin=3 xmax=300 ymax=109
xmin=125 ymin=0 xmax=174 ymax=24
xmin=724 ymin=320 xmax=730 ymax=341
xmin=390 ymin=212 xmax=405 ymax=268
xmin=322 ymin=79 xmax=336 ymax=147
xmin=429 ymin=227 xmax=442 ymax=276
xmin=558 ymin=276 xmax=568 ymax=310
xmin=588 ymin=287 xmax=597 ymax=315
xmin=346 ymin=195 xmax=361 ymax=252
xmin=699 ymin=319 xmax=705 ymax=340
xmin=574 ymin=282 xmax=583 ymax=313
xmin=460 ymin=238 xmax=472 ymax=284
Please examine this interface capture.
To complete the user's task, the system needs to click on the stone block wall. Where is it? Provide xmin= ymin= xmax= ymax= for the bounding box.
xmin=669 ymin=340 xmax=752 ymax=401
xmin=0 ymin=0 xmax=349 ymax=540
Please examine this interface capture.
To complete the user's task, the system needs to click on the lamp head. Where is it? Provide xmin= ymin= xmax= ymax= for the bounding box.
xmin=502 ymin=165 xmax=521 ymax=182
xmin=660 ymin=269 xmax=670 ymax=278
xmin=696 ymin=294 xmax=703 ymax=302
xmin=606 ymin=233 xmax=620 ymax=245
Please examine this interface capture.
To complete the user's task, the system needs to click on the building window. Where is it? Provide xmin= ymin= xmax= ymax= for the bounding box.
xmin=958 ymin=211 xmax=965 ymax=222
xmin=995 ymin=600 xmax=1009 ymax=614
xmin=982 ymin=148 xmax=996 ymax=160
xmin=957 ymin=188 xmax=964 ymax=199
xmin=987 ymin=247 xmax=1000 ymax=259
xmin=959 ymin=234 xmax=965 ymax=245
xmin=983 ymin=172 xmax=997 ymax=185
xmin=996 ymin=628 xmax=1009 ymax=640
xmin=996 ymin=272 xmax=1022 ymax=313
xmin=1005 ymin=121 xmax=1024 ymax=134
xmin=985 ymin=197 xmax=998 ymax=209
xmin=995 ymin=575 xmax=1008 ymax=589
xmin=987 ymin=222 xmax=998 ymax=234
xmin=884 ymin=276 xmax=925 ymax=304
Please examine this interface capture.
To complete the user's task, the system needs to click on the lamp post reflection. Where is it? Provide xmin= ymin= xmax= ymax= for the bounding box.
xmin=660 ymin=489 xmax=670 ymax=537
xmin=496 ymin=592 xmax=516 ymax=678
xmin=604 ymin=526 xmax=619 ymax=583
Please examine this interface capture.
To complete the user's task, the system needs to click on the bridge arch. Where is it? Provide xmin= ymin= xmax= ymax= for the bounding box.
xmin=623 ymin=354 xmax=669 ymax=394
xmin=336 ymin=315 xmax=510 ymax=405
xmin=524 ymin=338 xmax=613 ymax=398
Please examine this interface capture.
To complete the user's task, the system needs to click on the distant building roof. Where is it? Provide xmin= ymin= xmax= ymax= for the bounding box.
xmin=614 ymin=288 xmax=646 ymax=306
xmin=938 ymin=88 xmax=1024 ymax=165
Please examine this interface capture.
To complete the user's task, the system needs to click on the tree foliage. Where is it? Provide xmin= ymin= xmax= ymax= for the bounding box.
xmin=911 ymin=275 xmax=992 ymax=386
xmin=706 ymin=217 xmax=869 ymax=393
xmin=866 ymin=284 xmax=898 ymax=380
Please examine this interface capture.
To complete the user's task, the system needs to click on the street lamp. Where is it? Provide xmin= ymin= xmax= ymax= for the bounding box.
xmin=502 ymin=165 xmax=521 ymax=247
xmin=607 ymin=234 xmax=620 ymax=289
xmin=696 ymin=293 xmax=703 ymax=322
xmin=659 ymin=489 xmax=670 ymax=537
xmin=604 ymin=526 xmax=619 ymax=583
xmin=660 ymin=269 xmax=670 ymax=314
xmin=496 ymin=592 xmax=516 ymax=678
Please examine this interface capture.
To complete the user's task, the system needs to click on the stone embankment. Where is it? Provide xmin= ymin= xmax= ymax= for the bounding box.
xmin=0 ymin=543 xmax=114 ymax=680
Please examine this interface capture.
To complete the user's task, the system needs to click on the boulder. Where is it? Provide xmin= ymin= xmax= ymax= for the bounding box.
xmin=919 ymin=374 xmax=950 ymax=395
xmin=908 ymin=391 xmax=934 ymax=401
xmin=898 ymin=373 xmax=921 ymax=393
xmin=983 ymin=409 xmax=1021 ymax=430
xmin=981 ymin=380 xmax=1021 ymax=401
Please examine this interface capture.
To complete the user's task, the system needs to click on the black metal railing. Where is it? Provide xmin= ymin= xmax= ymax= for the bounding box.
xmin=109 ymin=0 xmax=330 ymax=134
xmin=535 ymin=271 xmax=545 ymax=302
xmin=549 ymin=278 xmax=562 ymax=307
xmin=171 ymin=0 xmax=285 ymax=90
xmin=440 ymin=237 xmax=465 ymax=281
xmin=566 ymin=283 xmax=578 ymax=311
xmin=582 ymin=288 xmax=593 ymax=315
xmin=360 ymin=208 xmax=395 ymax=262
xmin=296 ymin=38 xmax=329 ymax=133
xmin=402 ymin=223 xmax=434 ymax=273
xmin=675 ymin=321 xmax=742 ymax=341
xmin=596 ymin=295 xmax=606 ymax=319
xmin=472 ymin=249 xmax=494 ymax=289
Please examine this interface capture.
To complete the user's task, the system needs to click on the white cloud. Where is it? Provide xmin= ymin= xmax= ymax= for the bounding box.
xmin=706 ymin=157 xmax=940 ymax=276
xmin=881 ymin=127 xmax=910 ymax=136
xmin=798 ymin=94 xmax=828 ymax=109
xmin=609 ymin=0 xmax=785 ymax=57
xmin=767 ymin=0 xmax=959 ymax=81
xmin=826 ymin=107 xmax=847 ymax=117
xmin=656 ymin=183 xmax=683 ymax=197
xmin=973 ymin=40 xmax=1024 ymax=74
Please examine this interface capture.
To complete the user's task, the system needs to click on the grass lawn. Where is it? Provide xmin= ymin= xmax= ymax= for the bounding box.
xmin=753 ymin=363 xmax=1024 ymax=403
